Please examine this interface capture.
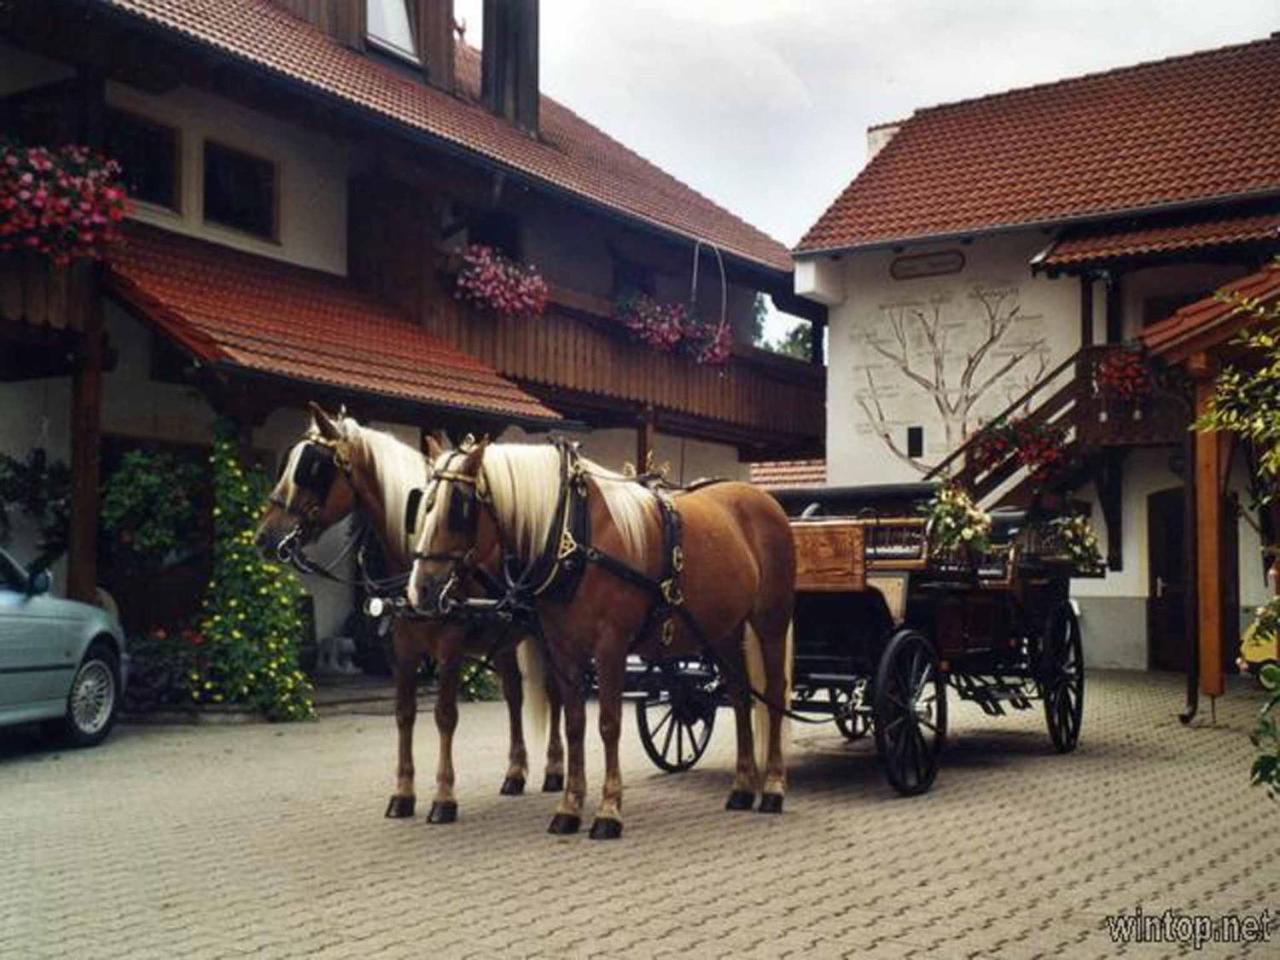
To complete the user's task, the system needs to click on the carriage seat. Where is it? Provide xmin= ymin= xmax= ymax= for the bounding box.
xmin=988 ymin=507 xmax=1027 ymax=546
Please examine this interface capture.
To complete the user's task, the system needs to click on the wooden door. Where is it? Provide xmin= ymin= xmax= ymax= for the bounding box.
xmin=1148 ymin=487 xmax=1188 ymax=671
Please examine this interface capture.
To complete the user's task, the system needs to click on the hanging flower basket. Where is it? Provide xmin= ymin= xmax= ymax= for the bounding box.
xmin=454 ymin=243 xmax=548 ymax=320
xmin=612 ymin=292 xmax=732 ymax=366
xmin=0 ymin=141 xmax=128 ymax=265
xmin=1096 ymin=348 xmax=1153 ymax=404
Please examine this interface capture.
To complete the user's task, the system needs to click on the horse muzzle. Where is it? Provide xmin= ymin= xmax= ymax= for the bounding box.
xmin=411 ymin=572 xmax=461 ymax=619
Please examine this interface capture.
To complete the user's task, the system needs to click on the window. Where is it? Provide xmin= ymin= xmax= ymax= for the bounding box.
xmin=104 ymin=109 xmax=180 ymax=211
xmin=469 ymin=211 xmax=521 ymax=259
xmin=366 ymin=0 xmax=418 ymax=61
xmin=203 ymin=141 xmax=277 ymax=240
xmin=611 ymin=253 xmax=655 ymax=298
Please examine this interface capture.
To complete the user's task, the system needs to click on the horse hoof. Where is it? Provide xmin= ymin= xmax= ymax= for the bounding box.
xmin=725 ymin=790 xmax=755 ymax=811
xmin=542 ymin=774 xmax=565 ymax=793
xmin=427 ymin=801 xmax=458 ymax=824
xmin=589 ymin=817 xmax=623 ymax=840
xmin=547 ymin=813 xmax=581 ymax=835
xmin=758 ymin=792 xmax=784 ymax=815
xmin=499 ymin=776 xmax=526 ymax=796
xmin=385 ymin=795 xmax=416 ymax=818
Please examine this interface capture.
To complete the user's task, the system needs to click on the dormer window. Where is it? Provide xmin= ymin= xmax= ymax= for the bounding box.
xmin=367 ymin=0 xmax=418 ymax=63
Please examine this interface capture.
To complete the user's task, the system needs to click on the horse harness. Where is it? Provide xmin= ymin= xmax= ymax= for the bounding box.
xmin=415 ymin=438 xmax=706 ymax=651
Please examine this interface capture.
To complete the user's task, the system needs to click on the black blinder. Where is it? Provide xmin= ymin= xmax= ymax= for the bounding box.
xmin=294 ymin=443 xmax=338 ymax=497
xmin=447 ymin=483 xmax=477 ymax=532
xmin=405 ymin=488 xmax=425 ymax=535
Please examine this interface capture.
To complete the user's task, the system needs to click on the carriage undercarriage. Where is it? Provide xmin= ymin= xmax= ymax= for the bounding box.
xmin=629 ymin=483 xmax=1089 ymax=795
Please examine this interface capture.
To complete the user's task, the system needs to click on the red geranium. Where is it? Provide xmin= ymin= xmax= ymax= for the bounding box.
xmin=1096 ymin=349 xmax=1152 ymax=402
xmin=455 ymin=243 xmax=548 ymax=320
xmin=613 ymin=293 xmax=732 ymax=365
xmin=0 ymin=141 xmax=128 ymax=265
xmin=972 ymin=416 xmax=1068 ymax=482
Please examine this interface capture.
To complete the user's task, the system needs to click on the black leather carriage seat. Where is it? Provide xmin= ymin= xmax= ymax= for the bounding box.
xmin=988 ymin=507 xmax=1027 ymax=545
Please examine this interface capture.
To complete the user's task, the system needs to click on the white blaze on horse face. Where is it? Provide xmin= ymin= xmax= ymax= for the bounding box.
xmin=407 ymin=451 xmax=457 ymax=609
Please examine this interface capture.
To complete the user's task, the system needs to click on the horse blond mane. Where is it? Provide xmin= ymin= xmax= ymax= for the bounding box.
xmin=479 ymin=443 xmax=653 ymax=562
xmin=345 ymin=420 xmax=429 ymax=558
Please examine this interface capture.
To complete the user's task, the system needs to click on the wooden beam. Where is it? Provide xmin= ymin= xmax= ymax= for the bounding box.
xmin=636 ymin=404 xmax=656 ymax=474
xmin=1096 ymin=449 xmax=1125 ymax=571
xmin=66 ymin=278 xmax=103 ymax=602
xmin=1193 ymin=368 xmax=1226 ymax=698
xmin=1104 ymin=271 xmax=1124 ymax=344
xmin=417 ymin=0 xmax=455 ymax=94
xmin=810 ymin=317 xmax=827 ymax=366
xmin=1079 ymin=274 xmax=1094 ymax=347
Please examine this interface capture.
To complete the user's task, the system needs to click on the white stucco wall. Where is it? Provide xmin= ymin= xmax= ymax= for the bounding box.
xmin=501 ymin=425 xmax=747 ymax=484
xmin=821 ymin=230 xmax=1080 ymax=485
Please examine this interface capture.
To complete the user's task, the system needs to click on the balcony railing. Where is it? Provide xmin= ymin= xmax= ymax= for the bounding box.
xmin=425 ymin=287 xmax=824 ymax=452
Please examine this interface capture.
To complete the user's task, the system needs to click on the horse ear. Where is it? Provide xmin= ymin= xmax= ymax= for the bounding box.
xmin=461 ymin=436 xmax=489 ymax=473
xmin=423 ymin=429 xmax=451 ymax=461
xmin=309 ymin=401 xmax=342 ymax=440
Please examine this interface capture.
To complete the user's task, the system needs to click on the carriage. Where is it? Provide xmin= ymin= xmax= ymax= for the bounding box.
xmin=628 ymin=482 xmax=1095 ymax=795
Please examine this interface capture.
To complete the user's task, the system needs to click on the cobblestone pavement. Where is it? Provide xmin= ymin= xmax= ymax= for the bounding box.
xmin=2 ymin=670 xmax=1276 ymax=960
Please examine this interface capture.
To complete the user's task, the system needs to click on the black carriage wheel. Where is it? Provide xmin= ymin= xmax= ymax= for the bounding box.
xmin=1039 ymin=603 xmax=1085 ymax=753
xmin=635 ymin=659 xmax=718 ymax=773
xmin=831 ymin=686 xmax=870 ymax=741
xmin=872 ymin=630 xmax=947 ymax=796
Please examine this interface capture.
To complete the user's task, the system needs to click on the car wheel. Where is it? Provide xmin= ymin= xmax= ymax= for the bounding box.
xmin=60 ymin=641 xmax=120 ymax=747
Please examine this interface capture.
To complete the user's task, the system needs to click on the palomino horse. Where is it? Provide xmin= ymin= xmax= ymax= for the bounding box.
xmin=407 ymin=439 xmax=795 ymax=839
xmin=254 ymin=405 xmax=564 ymax=822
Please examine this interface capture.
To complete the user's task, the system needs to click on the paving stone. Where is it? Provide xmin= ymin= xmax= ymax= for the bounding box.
xmin=1 ymin=670 xmax=1275 ymax=959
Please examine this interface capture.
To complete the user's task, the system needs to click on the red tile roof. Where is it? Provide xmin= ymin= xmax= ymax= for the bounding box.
xmin=798 ymin=36 xmax=1280 ymax=254
xmin=749 ymin=459 xmax=826 ymax=489
xmin=1035 ymin=209 xmax=1280 ymax=268
xmin=105 ymin=223 xmax=561 ymax=423
xmin=1142 ymin=260 xmax=1280 ymax=363
xmin=99 ymin=0 xmax=791 ymax=273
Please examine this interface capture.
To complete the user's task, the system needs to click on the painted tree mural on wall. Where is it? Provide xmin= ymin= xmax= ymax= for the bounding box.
xmin=856 ymin=284 xmax=1049 ymax=473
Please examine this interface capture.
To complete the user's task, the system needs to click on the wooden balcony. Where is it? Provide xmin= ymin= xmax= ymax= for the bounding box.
xmin=1074 ymin=345 xmax=1189 ymax=448
xmin=423 ymin=286 xmax=824 ymax=456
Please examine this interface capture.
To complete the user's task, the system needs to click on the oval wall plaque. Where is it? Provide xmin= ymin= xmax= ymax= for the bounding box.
xmin=890 ymin=250 xmax=966 ymax=281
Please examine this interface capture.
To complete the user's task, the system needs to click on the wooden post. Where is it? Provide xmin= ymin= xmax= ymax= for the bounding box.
xmin=1179 ymin=423 xmax=1200 ymax=722
xmin=1104 ymin=271 xmax=1124 ymax=344
xmin=1191 ymin=356 xmax=1225 ymax=698
xmin=810 ymin=317 xmax=827 ymax=365
xmin=66 ymin=272 xmax=103 ymax=602
xmin=1079 ymin=274 xmax=1094 ymax=347
xmin=636 ymin=405 xmax=656 ymax=475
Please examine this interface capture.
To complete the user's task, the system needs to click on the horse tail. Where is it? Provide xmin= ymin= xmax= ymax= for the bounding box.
xmin=517 ymin=635 xmax=550 ymax=746
xmin=746 ymin=621 xmax=792 ymax=776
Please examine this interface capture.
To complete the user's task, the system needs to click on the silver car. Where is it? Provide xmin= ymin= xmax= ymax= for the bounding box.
xmin=0 ymin=546 xmax=127 ymax=746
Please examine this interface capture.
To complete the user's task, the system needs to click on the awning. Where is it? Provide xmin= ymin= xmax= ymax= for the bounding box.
xmin=1033 ymin=210 xmax=1280 ymax=271
xmin=1142 ymin=260 xmax=1280 ymax=363
xmin=105 ymin=224 xmax=561 ymax=426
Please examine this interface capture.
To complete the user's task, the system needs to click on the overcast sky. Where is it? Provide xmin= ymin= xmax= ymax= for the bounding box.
xmin=455 ymin=1 xmax=1277 ymax=332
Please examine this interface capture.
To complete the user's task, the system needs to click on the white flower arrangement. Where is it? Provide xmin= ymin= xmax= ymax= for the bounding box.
xmin=1044 ymin=514 xmax=1103 ymax=572
xmin=923 ymin=484 xmax=992 ymax=558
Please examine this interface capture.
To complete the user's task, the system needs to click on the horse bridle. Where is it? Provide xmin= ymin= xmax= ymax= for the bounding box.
xmin=268 ymin=433 xmax=353 ymax=564
xmin=410 ymin=451 xmax=492 ymax=617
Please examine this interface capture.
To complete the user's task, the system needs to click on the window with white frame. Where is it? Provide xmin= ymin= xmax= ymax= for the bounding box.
xmin=366 ymin=0 xmax=418 ymax=62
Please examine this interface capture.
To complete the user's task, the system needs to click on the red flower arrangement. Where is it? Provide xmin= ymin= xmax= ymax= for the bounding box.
xmin=0 ymin=141 xmax=128 ymax=266
xmin=1095 ymin=348 xmax=1152 ymax=403
xmin=972 ymin=416 xmax=1068 ymax=482
xmin=454 ymin=243 xmax=549 ymax=320
xmin=613 ymin=293 xmax=732 ymax=365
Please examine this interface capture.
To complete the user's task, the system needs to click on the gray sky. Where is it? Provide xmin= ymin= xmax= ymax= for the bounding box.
xmin=456 ymin=1 xmax=1278 ymax=333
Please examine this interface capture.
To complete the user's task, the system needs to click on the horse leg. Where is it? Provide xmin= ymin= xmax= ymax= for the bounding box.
xmin=385 ymin=630 xmax=421 ymax=818
xmin=543 ymin=671 xmax=566 ymax=793
xmin=428 ymin=648 xmax=461 ymax=824
xmin=588 ymin=648 xmax=626 ymax=840
xmin=493 ymin=645 xmax=528 ymax=796
xmin=753 ymin=618 xmax=792 ymax=815
xmin=723 ymin=623 xmax=758 ymax=811
xmin=548 ymin=656 xmax=586 ymax=835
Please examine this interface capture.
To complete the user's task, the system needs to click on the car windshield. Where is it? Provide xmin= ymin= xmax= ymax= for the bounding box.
xmin=0 ymin=547 xmax=28 ymax=591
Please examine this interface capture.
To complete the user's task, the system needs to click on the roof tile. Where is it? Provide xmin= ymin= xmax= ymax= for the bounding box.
xmin=799 ymin=36 xmax=1280 ymax=253
xmin=1142 ymin=260 xmax=1280 ymax=362
xmin=101 ymin=0 xmax=791 ymax=272
xmin=1037 ymin=209 xmax=1280 ymax=267
xmin=105 ymin=223 xmax=561 ymax=423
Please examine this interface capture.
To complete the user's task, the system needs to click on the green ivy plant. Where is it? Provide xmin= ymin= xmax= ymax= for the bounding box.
xmin=0 ymin=448 xmax=70 ymax=572
xmin=187 ymin=418 xmax=315 ymax=721
xmin=100 ymin=450 xmax=203 ymax=574
xmin=1252 ymin=663 xmax=1280 ymax=800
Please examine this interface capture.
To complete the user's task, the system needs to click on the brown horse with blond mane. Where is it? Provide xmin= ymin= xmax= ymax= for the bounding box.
xmin=407 ymin=438 xmax=795 ymax=839
xmin=255 ymin=405 xmax=564 ymax=823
